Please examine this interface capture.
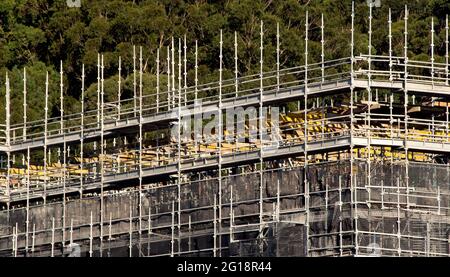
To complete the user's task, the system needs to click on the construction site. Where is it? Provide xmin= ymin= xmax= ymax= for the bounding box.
xmin=1 ymin=3 xmax=450 ymax=257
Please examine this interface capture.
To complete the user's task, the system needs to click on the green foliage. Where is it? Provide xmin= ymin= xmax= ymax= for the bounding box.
xmin=0 ymin=0 xmax=448 ymax=124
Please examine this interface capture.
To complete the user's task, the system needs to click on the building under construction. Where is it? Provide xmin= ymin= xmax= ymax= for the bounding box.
xmin=1 ymin=4 xmax=450 ymax=257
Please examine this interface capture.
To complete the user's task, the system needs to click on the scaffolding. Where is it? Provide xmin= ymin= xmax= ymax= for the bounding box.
xmin=1 ymin=3 xmax=450 ymax=257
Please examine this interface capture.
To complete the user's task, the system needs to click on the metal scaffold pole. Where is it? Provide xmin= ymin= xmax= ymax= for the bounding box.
xmin=89 ymin=211 xmax=93 ymax=257
xmin=446 ymin=15 xmax=449 ymax=85
xmin=188 ymin=215 xmax=192 ymax=253
xmin=350 ymin=1 xmax=356 ymax=257
xmin=133 ymin=46 xmax=137 ymax=117
xmin=213 ymin=197 xmax=217 ymax=257
xmin=129 ymin=201 xmax=133 ymax=257
xmin=156 ymin=49 xmax=160 ymax=113
xmin=184 ymin=34 xmax=188 ymax=105
xmin=276 ymin=22 xmax=280 ymax=91
xmin=61 ymin=60 xmax=67 ymax=248
xmin=276 ymin=179 xmax=280 ymax=222
xmin=338 ymin=174 xmax=343 ymax=256
xmin=118 ymin=56 xmax=122 ymax=120
xmin=11 ymin=226 xmax=15 ymax=257
xmin=304 ymin=11 xmax=310 ymax=256
xmin=229 ymin=181 xmax=233 ymax=243
xmin=389 ymin=9 xmax=393 ymax=82
xmin=31 ymin=224 xmax=35 ymax=256
xmin=60 ymin=60 xmax=64 ymax=133
xmin=218 ymin=29 xmax=224 ymax=256
xmin=431 ymin=17 xmax=435 ymax=87
xmin=404 ymin=5 xmax=410 ymax=212
xmin=177 ymin=38 xmax=182 ymax=256
xmin=321 ymin=14 xmax=325 ymax=83
xmin=171 ymin=200 xmax=175 ymax=257
xmin=194 ymin=40 xmax=199 ymax=154
xmin=5 ymin=73 xmax=11 ymax=212
xmin=80 ymin=65 xmax=85 ymax=198
xmin=147 ymin=201 xmax=152 ymax=256
xmin=172 ymin=37 xmax=176 ymax=109
xmin=366 ymin=2 xmax=373 ymax=212
xmin=25 ymin=146 xmax=30 ymax=254
xmin=51 ymin=217 xmax=55 ymax=257
xmin=100 ymin=54 xmax=105 ymax=255
xmin=108 ymin=213 xmax=112 ymax=256
xmin=235 ymin=31 xmax=239 ymax=97
xmin=195 ymin=40 xmax=199 ymax=101
xmin=97 ymin=53 xmax=101 ymax=124
xmin=167 ymin=45 xmax=171 ymax=108
xmin=70 ymin=218 xmax=73 ymax=246
xmin=259 ymin=20 xmax=264 ymax=242
xmin=23 ymin=68 xmax=27 ymax=140
xmin=139 ymin=47 xmax=144 ymax=253
xmin=44 ymin=72 xmax=49 ymax=205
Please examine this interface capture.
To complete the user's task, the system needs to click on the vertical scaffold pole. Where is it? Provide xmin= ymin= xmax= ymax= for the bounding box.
xmin=118 ymin=56 xmax=122 ymax=120
xmin=177 ymin=38 xmax=182 ymax=256
xmin=14 ymin=222 xmax=18 ymax=257
xmin=350 ymin=1 xmax=356 ymax=257
xmin=259 ymin=21 xmax=264 ymax=239
xmin=229 ymin=182 xmax=233 ymax=243
xmin=60 ymin=60 xmax=67 ymax=248
xmin=138 ymin=47 xmax=144 ymax=246
xmin=389 ymin=9 xmax=393 ymax=81
xmin=184 ymin=34 xmax=188 ymax=104
xmin=89 ymin=211 xmax=93 ymax=257
xmin=25 ymin=146 xmax=30 ymax=253
xmin=172 ymin=37 xmax=176 ymax=108
xmin=188 ymin=215 xmax=192 ymax=253
xmin=277 ymin=178 xmax=280 ymax=221
xmin=97 ymin=54 xmax=101 ymax=124
xmin=431 ymin=17 xmax=435 ymax=87
xmin=51 ymin=218 xmax=55 ymax=257
xmin=195 ymin=40 xmax=199 ymax=101
xmin=129 ymin=203 xmax=133 ymax=257
xmin=44 ymin=72 xmax=49 ymax=205
xmin=396 ymin=177 xmax=401 ymax=255
xmin=60 ymin=61 xmax=64 ymax=134
xmin=304 ymin=11 xmax=310 ymax=256
xmin=70 ymin=218 xmax=73 ymax=246
xmin=23 ymin=68 xmax=27 ymax=140
xmin=446 ymin=99 xmax=449 ymax=138
xmin=133 ymin=46 xmax=137 ymax=117
xmin=5 ymin=73 xmax=11 ymax=210
xmin=167 ymin=45 xmax=172 ymax=108
xmin=213 ymin=197 xmax=217 ymax=257
xmin=367 ymin=0 xmax=373 ymax=212
xmin=108 ymin=213 xmax=112 ymax=254
xmin=446 ymin=15 xmax=449 ymax=85
xmin=321 ymin=14 xmax=325 ymax=83
xmin=80 ymin=65 xmax=85 ymax=198
xmin=276 ymin=22 xmax=280 ymax=91
xmin=218 ymin=29 xmax=224 ymax=256
xmin=194 ymin=40 xmax=199 ymax=154
xmin=156 ymin=49 xmax=160 ymax=113
xmin=235 ymin=31 xmax=239 ymax=97
xmin=11 ymin=226 xmax=15 ymax=257
xmin=31 ymin=224 xmax=35 ymax=255
xmin=404 ymin=5 xmax=410 ymax=212
xmin=338 ymin=175 xmax=343 ymax=256
xmin=100 ymin=54 xmax=105 ymax=256
xmin=171 ymin=201 xmax=175 ymax=257
xmin=147 ymin=202 xmax=152 ymax=256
